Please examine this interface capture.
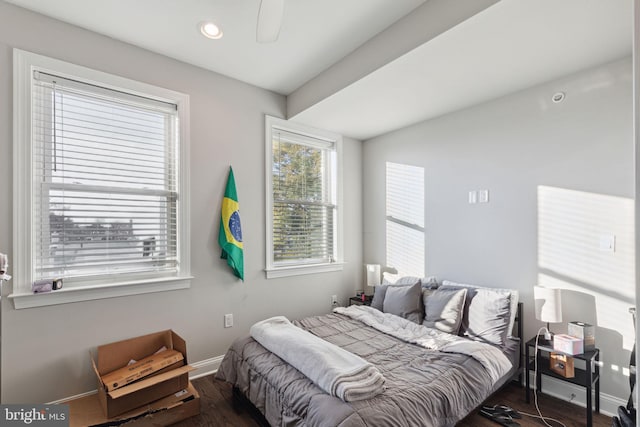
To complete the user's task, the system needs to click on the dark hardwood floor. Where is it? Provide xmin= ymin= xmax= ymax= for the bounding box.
xmin=174 ymin=375 xmax=613 ymax=427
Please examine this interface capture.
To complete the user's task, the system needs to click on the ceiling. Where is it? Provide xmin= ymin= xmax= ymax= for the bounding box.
xmin=4 ymin=0 xmax=425 ymax=94
xmin=5 ymin=0 xmax=633 ymax=140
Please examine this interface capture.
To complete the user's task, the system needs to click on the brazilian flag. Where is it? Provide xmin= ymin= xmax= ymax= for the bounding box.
xmin=219 ymin=167 xmax=244 ymax=280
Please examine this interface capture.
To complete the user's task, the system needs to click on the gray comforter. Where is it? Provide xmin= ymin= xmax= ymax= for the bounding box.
xmin=216 ymin=311 xmax=514 ymax=427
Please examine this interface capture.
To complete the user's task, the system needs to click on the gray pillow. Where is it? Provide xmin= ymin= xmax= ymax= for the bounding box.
xmin=370 ymin=285 xmax=387 ymax=311
xmin=441 ymin=281 xmax=512 ymax=346
xmin=371 ymin=277 xmax=421 ymax=311
xmin=382 ymin=282 xmax=423 ymax=323
xmin=422 ymin=288 xmax=467 ymax=334
xmin=421 ymin=276 xmax=440 ymax=289
xmin=442 ymin=280 xmax=519 ymax=335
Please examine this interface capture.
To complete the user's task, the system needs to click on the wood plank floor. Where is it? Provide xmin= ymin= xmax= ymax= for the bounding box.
xmin=174 ymin=375 xmax=613 ymax=427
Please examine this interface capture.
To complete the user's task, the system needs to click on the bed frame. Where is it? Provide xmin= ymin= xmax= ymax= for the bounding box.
xmin=232 ymin=386 xmax=270 ymax=426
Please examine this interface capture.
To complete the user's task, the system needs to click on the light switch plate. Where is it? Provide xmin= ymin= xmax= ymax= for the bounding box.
xmin=224 ymin=313 xmax=233 ymax=328
xmin=468 ymin=191 xmax=478 ymax=204
xmin=599 ymin=234 xmax=615 ymax=252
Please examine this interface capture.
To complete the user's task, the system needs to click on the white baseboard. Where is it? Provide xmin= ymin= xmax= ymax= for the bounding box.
xmin=189 ymin=355 xmax=224 ymax=380
xmin=50 ymin=389 xmax=97 ymax=404
xmin=50 ymin=354 xmax=225 ymax=404
xmin=528 ymin=372 xmax=626 ymax=418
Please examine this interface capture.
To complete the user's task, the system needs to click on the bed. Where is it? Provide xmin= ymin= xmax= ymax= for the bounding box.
xmin=216 ymin=279 xmax=523 ymax=427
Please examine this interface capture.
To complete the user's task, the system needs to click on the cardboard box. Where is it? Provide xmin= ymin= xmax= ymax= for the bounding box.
xmin=550 ymin=353 xmax=575 ymax=378
xmin=553 ymin=333 xmax=584 ymax=355
xmin=68 ymin=382 xmax=200 ymax=427
xmin=91 ymin=330 xmax=193 ymax=418
xmin=568 ymin=321 xmax=595 ymax=350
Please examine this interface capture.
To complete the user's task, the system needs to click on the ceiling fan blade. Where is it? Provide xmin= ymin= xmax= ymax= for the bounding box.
xmin=257 ymin=0 xmax=284 ymax=43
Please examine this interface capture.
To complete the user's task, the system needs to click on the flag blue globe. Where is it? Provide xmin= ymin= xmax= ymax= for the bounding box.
xmin=229 ymin=211 xmax=243 ymax=242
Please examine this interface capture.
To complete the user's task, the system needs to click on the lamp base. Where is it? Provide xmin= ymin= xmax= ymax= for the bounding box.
xmin=544 ymin=322 xmax=554 ymax=341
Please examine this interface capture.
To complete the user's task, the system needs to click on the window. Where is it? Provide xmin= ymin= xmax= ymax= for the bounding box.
xmin=12 ymin=49 xmax=191 ymax=308
xmin=265 ymin=116 xmax=343 ymax=278
xmin=386 ymin=162 xmax=424 ymax=277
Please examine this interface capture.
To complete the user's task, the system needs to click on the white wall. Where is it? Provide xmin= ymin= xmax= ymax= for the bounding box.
xmin=363 ymin=58 xmax=634 ymax=402
xmin=0 ymin=3 xmax=363 ymax=403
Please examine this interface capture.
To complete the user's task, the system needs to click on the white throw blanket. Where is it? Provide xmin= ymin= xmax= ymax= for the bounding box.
xmin=333 ymin=305 xmax=511 ymax=383
xmin=250 ymin=316 xmax=385 ymax=402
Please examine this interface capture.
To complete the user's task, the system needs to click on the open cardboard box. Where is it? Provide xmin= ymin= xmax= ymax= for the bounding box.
xmin=91 ymin=330 xmax=193 ymax=418
xmin=68 ymin=381 xmax=200 ymax=427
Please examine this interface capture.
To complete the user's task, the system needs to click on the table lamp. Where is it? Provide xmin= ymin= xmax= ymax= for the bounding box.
xmin=365 ymin=264 xmax=381 ymax=295
xmin=534 ymin=285 xmax=562 ymax=340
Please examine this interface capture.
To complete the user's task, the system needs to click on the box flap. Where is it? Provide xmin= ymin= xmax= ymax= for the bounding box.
xmin=68 ymin=382 xmax=198 ymax=427
xmin=171 ymin=331 xmax=188 ymax=364
xmin=107 ymin=365 xmax=194 ymax=399
xmin=98 ymin=331 xmax=174 ymax=374
xmin=90 ymin=352 xmax=101 ymax=383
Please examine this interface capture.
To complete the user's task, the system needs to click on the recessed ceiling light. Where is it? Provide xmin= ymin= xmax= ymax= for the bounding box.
xmin=200 ymin=21 xmax=223 ymax=39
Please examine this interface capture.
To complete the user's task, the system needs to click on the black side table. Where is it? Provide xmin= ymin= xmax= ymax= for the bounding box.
xmin=348 ymin=296 xmax=372 ymax=306
xmin=525 ymin=336 xmax=600 ymax=427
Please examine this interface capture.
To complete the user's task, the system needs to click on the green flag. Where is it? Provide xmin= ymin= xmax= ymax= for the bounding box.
xmin=219 ymin=167 xmax=244 ymax=280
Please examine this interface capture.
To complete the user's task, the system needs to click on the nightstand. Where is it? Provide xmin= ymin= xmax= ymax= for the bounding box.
xmin=525 ymin=336 xmax=600 ymax=427
xmin=349 ymin=296 xmax=372 ymax=306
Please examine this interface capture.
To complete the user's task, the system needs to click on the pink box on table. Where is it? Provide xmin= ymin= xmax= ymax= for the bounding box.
xmin=553 ymin=334 xmax=584 ymax=355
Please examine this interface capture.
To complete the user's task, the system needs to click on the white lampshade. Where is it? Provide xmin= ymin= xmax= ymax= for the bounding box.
xmin=534 ymin=286 xmax=562 ymax=323
xmin=366 ymin=264 xmax=381 ymax=288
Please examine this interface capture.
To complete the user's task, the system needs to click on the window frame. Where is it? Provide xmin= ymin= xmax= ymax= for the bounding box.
xmin=12 ymin=49 xmax=191 ymax=309
xmin=264 ymin=115 xmax=343 ymax=278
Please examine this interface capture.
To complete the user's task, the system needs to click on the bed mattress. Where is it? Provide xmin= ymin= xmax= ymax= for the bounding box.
xmin=216 ymin=311 xmax=517 ymax=427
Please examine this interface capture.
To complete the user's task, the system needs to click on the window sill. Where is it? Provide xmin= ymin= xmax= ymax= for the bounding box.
xmin=8 ymin=276 xmax=193 ymax=309
xmin=265 ymin=262 xmax=344 ymax=279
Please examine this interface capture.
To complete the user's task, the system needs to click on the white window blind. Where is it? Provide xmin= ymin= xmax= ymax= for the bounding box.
xmin=386 ymin=162 xmax=425 ymax=277
xmin=271 ymin=127 xmax=337 ymax=266
xmin=32 ymin=70 xmax=180 ymax=281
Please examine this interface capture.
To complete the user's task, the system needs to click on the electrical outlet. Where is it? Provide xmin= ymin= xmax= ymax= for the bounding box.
xmin=331 ymin=295 xmax=338 ymax=306
xmin=224 ymin=313 xmax=233 ymax=328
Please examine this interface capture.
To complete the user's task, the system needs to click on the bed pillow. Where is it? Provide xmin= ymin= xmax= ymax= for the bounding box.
xmin=371 ymin=276 xmax=421 ymax=311
xmin=382 ymin=272 xmax=439 ymax=289
xmin=381 ymin=272 xmax=422 ymax=286
xmin=422 ymin=288 xmax=467 ymax=334
xmin=421 ymin=276 xmax=440 ymax=289
xmin=441 ymin=280 xmax=519 ymax=337
xmin=382 ymin=282 xmax=423 ymax=323
xmin=441 ymin=280 xmax=513 ymax=347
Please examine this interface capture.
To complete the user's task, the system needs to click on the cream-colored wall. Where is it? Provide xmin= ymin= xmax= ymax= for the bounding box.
xmin=0 ymin=3 xmax=363 ymax=403
xmin=364 ymin=58 xmax=634 ymax=402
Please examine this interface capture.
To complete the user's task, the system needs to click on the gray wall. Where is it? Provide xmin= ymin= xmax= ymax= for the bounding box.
xmin=363 ymin=58 xmax=634 ymax=401
xmin=0 ymin=3 xmax=363 ymax=403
